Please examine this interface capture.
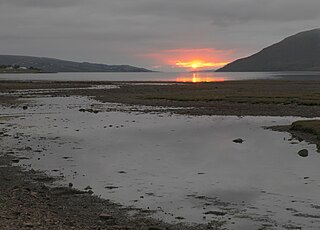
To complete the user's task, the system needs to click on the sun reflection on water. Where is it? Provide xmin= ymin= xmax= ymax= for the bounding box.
xmin=176 ymin=73 xmax=225 ymax=83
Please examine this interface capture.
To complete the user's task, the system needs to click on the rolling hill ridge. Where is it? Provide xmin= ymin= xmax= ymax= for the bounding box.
xmin=0 ymin=55 xmax=152 ymax=72
xmin=217 ymin=29 xmax=320 ymax=72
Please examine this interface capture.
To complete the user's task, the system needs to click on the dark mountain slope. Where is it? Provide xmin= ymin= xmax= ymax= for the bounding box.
xmin=217 ymin=29 xmax=320 ymax=72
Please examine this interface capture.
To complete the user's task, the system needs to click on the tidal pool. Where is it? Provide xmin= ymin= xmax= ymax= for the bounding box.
xmin=1 ymin=96 xmax=320 ymax=229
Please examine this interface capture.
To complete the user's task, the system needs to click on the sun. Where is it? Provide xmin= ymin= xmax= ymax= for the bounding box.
xmin=191 ymin=61 xmax=201 ymax=69
xmin=175 ymin=60 xmax=228 ymax=70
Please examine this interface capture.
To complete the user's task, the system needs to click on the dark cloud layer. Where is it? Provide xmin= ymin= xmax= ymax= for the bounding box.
xmin=0 ymin=0 xmax=319 ymax=70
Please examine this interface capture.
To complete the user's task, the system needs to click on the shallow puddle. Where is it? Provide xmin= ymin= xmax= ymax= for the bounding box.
xmin=1 ymin=96 xmax=320 ymax=229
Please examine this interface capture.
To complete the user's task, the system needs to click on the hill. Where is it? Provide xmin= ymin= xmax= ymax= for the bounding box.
xmin=217 ymin=29 xmax=320 ymax=72
xmin=0 ymin=55 xmax=152 ymax=72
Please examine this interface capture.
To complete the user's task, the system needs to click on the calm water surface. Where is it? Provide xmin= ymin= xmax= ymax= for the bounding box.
xmin=1 ymin=96 xmax=320 ymax=229
xmin=1 ymin=71 xmax=320 ymax=82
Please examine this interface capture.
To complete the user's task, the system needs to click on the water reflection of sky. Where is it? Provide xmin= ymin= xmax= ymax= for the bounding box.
xmin=1 ymin=71 xmax=320 ymax=81
xmin=3 ymin=96 xmax=320 ymax=229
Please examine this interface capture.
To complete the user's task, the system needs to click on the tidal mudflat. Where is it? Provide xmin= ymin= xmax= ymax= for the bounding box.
xmin=1 ymin=92 xmax=320 ymax=229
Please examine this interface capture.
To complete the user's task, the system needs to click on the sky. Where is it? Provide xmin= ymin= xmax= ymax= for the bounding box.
xmin=0 ymin=0 xmax=320 ymax=71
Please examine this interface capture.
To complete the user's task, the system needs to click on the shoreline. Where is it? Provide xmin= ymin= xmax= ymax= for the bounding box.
xmin=268 ymin=124 xmax=320 ymax=152
xmin=0 ymin=121 xmax=212 ymax=230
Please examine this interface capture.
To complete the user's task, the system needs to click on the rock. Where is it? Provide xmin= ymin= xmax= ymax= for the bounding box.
xmin=12 ymin=159 xmax=20 ymax=163
xmin=23 ymin=222 xmax=34 ymax=228
xmin=233 ymin=138 xmax=244 ymax=144
xmin=62 ymin=156 xmax=72 ymax=159
xmin=30 ymin=191 xmax=38 ymax=198
xmin=22 ymin=106 xmax=28 ymax=110
xmin=298 ymin=149 xmax=308 ymax=157
xmin=204 ymin=210 xmax=227 ymax=216
xmin=105 ymin=186 xmax=119 ymax=190
xmin=68 ymin=183 xmax=73 ymax=188
xmin=148 ymin=226 xmax=167 ymax=230
xmin=99 ymin=212 xmax=112 ymax=220
xmin=84 ymin=186 xmax=92 ymax=190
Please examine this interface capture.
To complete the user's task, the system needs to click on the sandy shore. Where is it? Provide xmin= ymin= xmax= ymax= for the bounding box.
xmin=1 ymin=79 xmax=320 ymax=229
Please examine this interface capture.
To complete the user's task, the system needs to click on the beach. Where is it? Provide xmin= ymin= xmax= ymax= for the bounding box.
xmin=1 ymin=79 xmax=320 ymax=229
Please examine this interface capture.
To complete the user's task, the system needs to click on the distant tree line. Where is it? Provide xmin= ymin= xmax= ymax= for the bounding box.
xmin=0 ymin=65 xmax=41 ymax=71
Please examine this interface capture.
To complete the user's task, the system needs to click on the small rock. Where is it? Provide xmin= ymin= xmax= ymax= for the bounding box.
xmin=30 ymin=191 xmax=38 ymax=198
xmin=148 ymin=226 xmax=167 ymax=230
xmin=99 ymin=212 xmax=112 ymax=220
xmin=23 ymin=222 xmax=34 ymax=227
xmin=233 ymin=138 xmax=244 ymax=144
xmin=12 ymin=159 xmax=20 ymax=163
xmin=68 ymin=183 xmax=73 ymax=188
xmin=84 ymin=186 xmax=92 ymax=190
xmin=22 ymin=106 xmax=28 ymax=110
xmin=105 ymin=186 xmax=119 ymax=190
xmin=298 ymin=149 xmax=308 ymax=157
xmin=204 ymin=210 xmax=227 ymax=216
xmin=62 ymin=156 xmax=72 ymax=159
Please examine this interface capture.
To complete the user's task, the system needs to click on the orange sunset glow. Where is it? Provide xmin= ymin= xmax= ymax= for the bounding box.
xmin=175 ymin=60 xmax=229 ymax=69
xmin=141 ymin=48 xmax=234 ymax=71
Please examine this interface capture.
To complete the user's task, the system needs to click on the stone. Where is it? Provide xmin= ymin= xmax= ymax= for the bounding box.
xmin=233 ymin=138 xmax=244 ymax=144
xmin=99 ymin=212 xmax=112 ymax=220
xmin=298 ymin=149 xmax=308 ymax=157
xmin=204 ymin=210 xmax=227 ymax=216
xmin=84 ymin=186 xmax=92 ymax=190
xmin=23 ymin=222 xmax=34 ymax=227
xmin=148 ymin=226 xmax=167 ymax=230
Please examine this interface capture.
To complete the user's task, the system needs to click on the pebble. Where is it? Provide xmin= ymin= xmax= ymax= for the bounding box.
xmin=298 ymin=149 xmax=308 ymax=157
xmin=233 ymin=138 xmax=244 ymax=144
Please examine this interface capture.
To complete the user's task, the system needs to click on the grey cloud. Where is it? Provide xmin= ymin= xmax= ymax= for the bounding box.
xmin=0 ymin=0 xmax=83 ymax=8
xmin=123 ymin=0 xmax=320 ymax=26
xmin=0 ymin=0 xmax=319 ymax=70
